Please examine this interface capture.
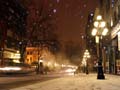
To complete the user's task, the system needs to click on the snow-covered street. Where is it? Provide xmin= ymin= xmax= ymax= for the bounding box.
xmin=11 ymin=73 xmax=120 ymax=90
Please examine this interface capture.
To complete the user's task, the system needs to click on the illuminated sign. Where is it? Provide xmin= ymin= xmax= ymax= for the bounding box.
xmin=118 ymin=31 xmax=120 ymax=51
xmin=111 ymin=22 xmax=120 ymax=39
xmin=3 ymin=50 xmax=20 ymax=59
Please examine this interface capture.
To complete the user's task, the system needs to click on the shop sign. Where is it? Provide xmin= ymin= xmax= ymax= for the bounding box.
xmin=4 ymin=51 xmax=14 ymax=59
xmin=118 ymin=31 xmax=120 ymax=51
xmin=111 ymin=22 xmax=120 ymax=39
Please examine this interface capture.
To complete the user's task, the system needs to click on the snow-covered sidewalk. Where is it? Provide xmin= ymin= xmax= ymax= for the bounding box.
xmin=11 ymin=73 xmax=120 ymax=90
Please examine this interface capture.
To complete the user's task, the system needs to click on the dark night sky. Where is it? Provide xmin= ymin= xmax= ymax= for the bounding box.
xmin=52 ymin=0 xmax=99 ymax=44
xmin=24 ymin=0 xmax=99 ymax=44
xmin=24 ymin=0 xmax=99 ymax=49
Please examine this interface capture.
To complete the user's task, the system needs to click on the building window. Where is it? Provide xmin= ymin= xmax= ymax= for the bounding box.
xmin=27 ymin=51 xmax=29 ymax=55
xmin=30 ymin=57 xmax=32 ymax=61
xmin=99 ymin=0 xmax=103 ymax=8
xmin=30 ymin=51 xmax=32 ymax=55
xmin=118 ymin=5 xmax=120 ymax=19
xmin=106 ymin=0 xmax=110 ymax=13
xmin=112 ymin=0 xmax=115 ymax=7
xmin=114 ymin=11 xmax=117 ymax=21
xmin=27 ymin=59 xmax=29 ymax=62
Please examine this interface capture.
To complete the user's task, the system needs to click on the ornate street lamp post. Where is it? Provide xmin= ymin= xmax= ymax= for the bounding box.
xmin=92 ymin=15 xmax=108 ymax=79
xmin=83 ymin=49 xmax=90 ymax=74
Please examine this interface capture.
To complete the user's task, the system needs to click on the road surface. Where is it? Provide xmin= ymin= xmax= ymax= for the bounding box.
xmin=0 ymin=72 xmax=63 ymax=90
xmin=10 ymin=73 xmax=120 ymax=90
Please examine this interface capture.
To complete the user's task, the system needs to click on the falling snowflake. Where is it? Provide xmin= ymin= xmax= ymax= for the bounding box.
xmin=90 ymin=13 xmax=94 ymax=16
xmin=53 ymin=9 xmax=57 ymax=13
xmin=57 ymin=0 xmax=60 ymax=3
xmin=83 ymin=4 xmax=86 ymax=8
xmin=81 ymin=15 xmax=83 ymax=18
xmin=9 ymin=7 xmax=14 ymax=13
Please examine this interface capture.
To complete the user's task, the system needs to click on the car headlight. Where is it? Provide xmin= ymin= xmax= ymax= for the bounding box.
xmin=0 ymin=67 xmax=22 ymax=71
xmin=65 ymin=68 xmax=76 ymax=73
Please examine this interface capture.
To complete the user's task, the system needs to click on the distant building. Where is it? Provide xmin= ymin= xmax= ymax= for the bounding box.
xmin=25 ymin=47 xmax=39 ymax=64
xmin=110 ymin=0 xmax=120 ymax=74
xmin=25 ymin=46 xmax=55 ymax=66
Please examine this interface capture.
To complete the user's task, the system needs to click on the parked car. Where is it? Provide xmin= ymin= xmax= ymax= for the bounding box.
xmin=0 ymin=62 xmax=35 ymax=74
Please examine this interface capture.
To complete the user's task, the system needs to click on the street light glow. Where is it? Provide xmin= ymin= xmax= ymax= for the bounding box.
xmin=83 ymin=50 xmax=90 ymax=58
xmin=82 ymin=49 xmax=90 ymax=74
xmin=92 ymin=15 xmax=108 ymax=36
xmin=102 ymin=28 xmax=108 ymax=36
xmin=91 ymin=15 xmax=107 ymax=79
xmin=92 ymin=28 xmax=97 ymax=36
xmin=94 ymin=21 xmax=99 ymax=27
xmin=95 ymin=36 xmax=99 ymax=43
xmin=96 ymin=15 xmax=102 ymax=20
xmin=100 ymin=21 xmax=106 ymax=28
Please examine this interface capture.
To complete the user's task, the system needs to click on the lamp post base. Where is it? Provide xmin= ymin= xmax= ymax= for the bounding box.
xmin=97 ymin=74 xmax=105 ymax=79
xmin=97 ymin=66 xmax=105 ymax=79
